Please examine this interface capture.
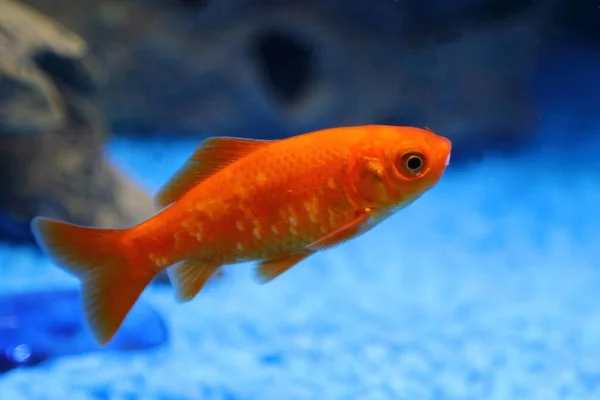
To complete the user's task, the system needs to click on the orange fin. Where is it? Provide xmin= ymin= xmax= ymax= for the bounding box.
xmin=30 ymin=217 xmax=156 ymax=346
xmin=307 ymin=210 xmax=372 ymax=251
xmin=154 ymin=137 xmax=272 ymax=209
xmin=255 ymin=251 xmax=314 ymax=283
xmin=167 ymin=258 xmax=221 ymax=302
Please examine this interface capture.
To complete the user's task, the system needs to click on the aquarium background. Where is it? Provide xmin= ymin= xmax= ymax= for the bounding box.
xmin=1 ymin=0 xmax=599 ymax=399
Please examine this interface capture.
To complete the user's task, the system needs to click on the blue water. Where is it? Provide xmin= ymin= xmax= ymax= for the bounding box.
xmin=1 ymin=47 xmax=600 ymax=399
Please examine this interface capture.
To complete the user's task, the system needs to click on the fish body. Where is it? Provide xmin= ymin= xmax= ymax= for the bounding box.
xmin=31 ymin=125 xmax=451 ymax=345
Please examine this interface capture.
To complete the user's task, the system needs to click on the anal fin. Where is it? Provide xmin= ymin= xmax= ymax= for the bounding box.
xmin=256 ymin=251 xmax=314 ymax=283
xmin=167 ymin=258 xmax=221 ymax=302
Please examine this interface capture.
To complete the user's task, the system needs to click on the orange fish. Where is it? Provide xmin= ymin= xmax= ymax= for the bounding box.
xmin=31 ymin=125 xmax=451 ymax=345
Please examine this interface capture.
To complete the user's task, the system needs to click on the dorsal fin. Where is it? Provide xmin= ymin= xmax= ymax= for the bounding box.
xmin=154 ymin=137 xmax=272 ymax=209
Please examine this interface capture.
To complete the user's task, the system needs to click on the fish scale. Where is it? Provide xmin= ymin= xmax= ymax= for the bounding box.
xmin=164 ymin=139 xmax=352 ymax=262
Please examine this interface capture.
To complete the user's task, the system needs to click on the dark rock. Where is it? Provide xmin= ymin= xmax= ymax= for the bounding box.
xmin=550 ymin=0 xmax=600 ymax=44
xmin=0 ymin=289 xmax=168 ymax=373
xmin=18 ymin=0 xmax=558 ymax=155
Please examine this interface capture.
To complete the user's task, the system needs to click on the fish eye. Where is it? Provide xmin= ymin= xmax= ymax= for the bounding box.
xmin=399 ymin=152 xmax=425 ymax=175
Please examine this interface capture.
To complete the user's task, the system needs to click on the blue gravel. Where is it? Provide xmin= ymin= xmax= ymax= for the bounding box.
xmin=1 ymin=48 xmax=600 ymax=399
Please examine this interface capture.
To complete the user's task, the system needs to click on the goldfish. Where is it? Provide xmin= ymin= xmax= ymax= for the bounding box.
xmin=31 ymin=125 xmax=451 ymax=345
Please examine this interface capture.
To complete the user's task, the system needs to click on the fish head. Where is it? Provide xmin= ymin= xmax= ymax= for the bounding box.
xmin=348 ymin=126 xmax=451 ymax=211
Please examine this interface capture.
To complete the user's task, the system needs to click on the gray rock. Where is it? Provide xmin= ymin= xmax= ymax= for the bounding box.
xmin=0 ymin=0 xmax=102 ymax=135
xmin=0 ymin=0 xmax=157 ymax=268
xmin=0 ymin=89 xmax=154 ymax=232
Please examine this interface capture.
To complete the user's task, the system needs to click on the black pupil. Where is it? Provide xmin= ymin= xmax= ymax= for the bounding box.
xmin=407 ymin=156 xmax=422 ymax=171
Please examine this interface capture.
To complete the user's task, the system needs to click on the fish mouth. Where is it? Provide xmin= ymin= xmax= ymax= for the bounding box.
xmin=439 ymin=136 xmax=452 ymax=168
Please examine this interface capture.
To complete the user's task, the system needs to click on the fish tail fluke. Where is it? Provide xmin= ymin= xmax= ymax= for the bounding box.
xmin=30 ymin=217 xmax=157 ymax=346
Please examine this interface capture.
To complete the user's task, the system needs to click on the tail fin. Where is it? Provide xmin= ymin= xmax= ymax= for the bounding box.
xmin=31 ymin=217 xmax=157 ymax=346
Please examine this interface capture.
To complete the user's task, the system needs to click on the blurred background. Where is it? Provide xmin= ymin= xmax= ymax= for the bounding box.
xmin=0 ymin=0 xmax=599 ymax=399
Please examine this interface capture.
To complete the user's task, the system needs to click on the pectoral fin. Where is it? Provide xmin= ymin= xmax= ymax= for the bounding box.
xmin=255 ymin=251 xmax=314 ymax=283
xmin=306 ymin=209 xmax=373 ymax=251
